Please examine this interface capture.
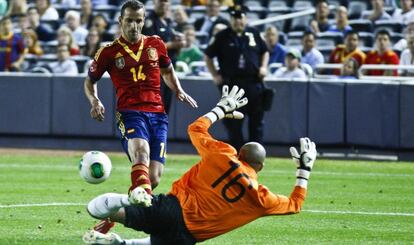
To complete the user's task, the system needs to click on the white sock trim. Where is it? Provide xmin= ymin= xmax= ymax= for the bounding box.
xmin=87 ymin=193 xmax=130 ymax=219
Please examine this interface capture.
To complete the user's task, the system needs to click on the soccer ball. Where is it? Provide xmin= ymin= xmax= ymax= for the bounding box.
xmin=79 ymin=151 xmax=112 ymax=184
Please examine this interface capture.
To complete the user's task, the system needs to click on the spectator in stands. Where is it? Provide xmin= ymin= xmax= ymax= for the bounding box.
xmin=264 ymin=25 xmax=286 ymax=73
xmin=393 ymin=20 xmax=414 ymax=51
xmin=392 ymin=0 xmax=414 ymax=24
xmin=177 ymin=25 xmax=204 ymax=68
xmin=327 ymin=6 xmax=352 ymax=37
xmin=80 ymin=0 xmax=93 ymax=28
xmin=399 ymin=33 xmax=414 ymax=76
xmin=329 ymin=30 xmax=366 ymax=75
xmin=142 ymin=0 xmax=186 ymax=114
xmin=83 ymin=27 xmax=101 ymax=58
xmin=274 ymin=48 xmax=308 ymax=79
xmin=89 ymin=14 xmax=110 ymax=41
xmin=309 ymin=0 xmax=331 ymax=34
xmin=6 ymin=0 xmax=27 ymax=17
xmin=365 ymin=29 xmax=399 ymax=76
xmin=48 ymin=44 xmax=79 ymax=74
xmin=23 ymin=29 xmax=43 ymax=56
xmin=301 ymin=31 xmax=324 ymax=70
xmin=57 ymin=26 xmax=80 ymax=55
xmin=204 ymin=4 xmax=269 ymax=150
xmin=0 ymin=16 xmax=26 ymax=71
xmin=36 ymin=0 xmax=59 ymax=21
xmin=362 ymin=0 xmax=391 ymax=22
xmin=65 ymin=10 xmax=89 ymax=46
xmin=91 ymin=0 xmax=109 ymax=6
xmin=172 ymin=6 xmax=189 ymax=33
xmin=339 ymin=57 xmax=359 ymax=79
xmin=194 ymin=0 xmax=229 ymax=38
xmin=27 ymin=6 xmax=56 ymax=42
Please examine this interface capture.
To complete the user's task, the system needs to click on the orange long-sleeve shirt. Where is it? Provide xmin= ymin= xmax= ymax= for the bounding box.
xmin=169 ymin=117 xmax=307 ymax=242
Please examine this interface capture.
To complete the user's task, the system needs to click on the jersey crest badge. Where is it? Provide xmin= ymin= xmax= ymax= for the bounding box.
xmin=147 ymin=48 xmax=158 ymax=61
xmin=115 ymin=52 xmax=125 ymax=69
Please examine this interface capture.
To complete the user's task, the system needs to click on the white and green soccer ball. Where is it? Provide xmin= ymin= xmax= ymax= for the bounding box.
xmin=79 ymin=151 xmax=112 ymax=184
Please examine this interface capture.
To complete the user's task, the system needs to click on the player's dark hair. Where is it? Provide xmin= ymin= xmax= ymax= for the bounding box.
xmin=120 ymin=0 xmax=145 ymax=17
xmin=345 ymin=30 xmax=359 ymax=39
xmin=303 ymin=30 xmax=315 ymax=39
xmin=375 ymin=29 xmax=391 ymax=39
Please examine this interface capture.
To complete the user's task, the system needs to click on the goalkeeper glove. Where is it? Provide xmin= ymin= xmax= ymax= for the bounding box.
xmin=289 ymin=137 xmax=317 ymax=188
xmin=204 ymin=85 xmax=248 ymax=123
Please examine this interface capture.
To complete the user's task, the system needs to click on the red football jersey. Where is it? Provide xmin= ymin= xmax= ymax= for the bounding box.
xmin=88 ymin=35 xmax=171 ymax=112
xmin=364 ymin=50 xmax=399 ymax=76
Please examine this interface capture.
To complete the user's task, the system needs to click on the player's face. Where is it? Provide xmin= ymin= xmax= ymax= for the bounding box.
xmin=302 ymin=34 xmax=315 ymax=51
xmin=230 ymin=15 xmax=247 ymax=34
xmin=265 ymin=28 xmax=278 ymax=46
xmin=206 ymin=0 xmax=221 ymax=16
xmin=0 ymin=19 xmax=12 ymax=35
xmin=401 ymin=0 xmax=413 ymax=11
xmin=376 ymin=34 xmax=390 ymax=52
xmin=119 ymin=7 xmax=145 ymax=43
xmin=345 ymin=34 xmax=358 ymax=51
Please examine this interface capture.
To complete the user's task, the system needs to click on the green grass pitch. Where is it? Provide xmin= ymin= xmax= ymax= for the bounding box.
xmin=0 ymin=150 xmax=413 ymax=244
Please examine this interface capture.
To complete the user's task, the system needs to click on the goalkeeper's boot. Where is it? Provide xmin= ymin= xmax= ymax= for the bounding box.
xmin=93 ymin=218 xmax=115 ymax=234
xmin=82 ymin=230 xmax=124 ymax=245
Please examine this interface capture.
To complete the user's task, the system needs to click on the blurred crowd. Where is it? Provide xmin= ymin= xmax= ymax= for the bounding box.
xmin=0 ymin=0 xmax=414 ymax=78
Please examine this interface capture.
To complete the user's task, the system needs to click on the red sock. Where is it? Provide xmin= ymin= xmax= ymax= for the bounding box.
xmin=129 ymin=163 xmax=152 ymax=195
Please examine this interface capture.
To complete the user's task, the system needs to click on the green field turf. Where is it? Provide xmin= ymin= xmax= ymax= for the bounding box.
xmin=0 ymin=151 xmax=413 ymax=244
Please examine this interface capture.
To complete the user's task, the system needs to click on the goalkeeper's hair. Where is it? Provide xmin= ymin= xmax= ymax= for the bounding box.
xmin=239 ymin=142 xmax=266 ymax=171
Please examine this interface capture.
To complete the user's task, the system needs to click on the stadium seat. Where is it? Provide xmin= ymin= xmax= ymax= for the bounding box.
xmin=72 ymin=55 xmax=91 ymax=74
xmin=289 ymin=15 xmax=313 ymax=32
xmin=278 ymin=31 xmax=287 ymax=45
xmin=374 ymin=20 xmax=404 ymax=34
xmin=358 ymin=32 xmax=375 ymax=47
xmin=245 ymin=0 xmax=263 ymax=8
xmin=317 ymin=32 xmax=343 ymax=46
xmin=266 ymin=7 xmax=291 ymax=32
xmin=195 ymin=31 xmax=209 ymax=45
xmin=94 ymin=5 xmax=119 ymax=20
xmin=348 ymin=19 xmax=373 ymax=33
xmin=389 ymin=32 xmax=404 ymax=46
xmin=348 ymin=1 xmax=369 ymax=19
xmin=268 ymin=0 xmax=290 ymax=8
xmin=293 ymin=0 xmax=313 ymax=10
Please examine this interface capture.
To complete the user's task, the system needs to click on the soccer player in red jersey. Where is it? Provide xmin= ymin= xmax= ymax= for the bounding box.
xmin=365 ymin=29 xmax=400 ymax=76
xmin=329 ymin=30 xmax=366 ymax=75
xmin=82 ymin=85 xmax=317 ymax=245
xmin=84 ymin=0 xmax=197 ymax=231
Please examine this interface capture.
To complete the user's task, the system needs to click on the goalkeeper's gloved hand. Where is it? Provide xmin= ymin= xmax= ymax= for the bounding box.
xmin=289 ymin=137 xmax=317 ymax=188
xmin=204 ymin=85 xmax=248 ymax=123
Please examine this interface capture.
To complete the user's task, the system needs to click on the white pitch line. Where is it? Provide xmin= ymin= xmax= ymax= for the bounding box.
xmin=0 ymin=202 xmax=85 ymax=208
xmin=1 ymin=203 xmax=413 ymax=217
xmin=1 ymin=163 xmax=413 ymax=177
xmin=303 ymin=209 xmax=414 ymax=217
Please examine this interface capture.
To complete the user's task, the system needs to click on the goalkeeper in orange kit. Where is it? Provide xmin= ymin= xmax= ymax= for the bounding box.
xmin=83 ymin=85 xmax=318 ymax=245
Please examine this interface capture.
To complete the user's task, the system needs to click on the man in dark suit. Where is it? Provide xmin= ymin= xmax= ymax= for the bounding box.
xmin=194 ymin=0 xmax=229 ymax=37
